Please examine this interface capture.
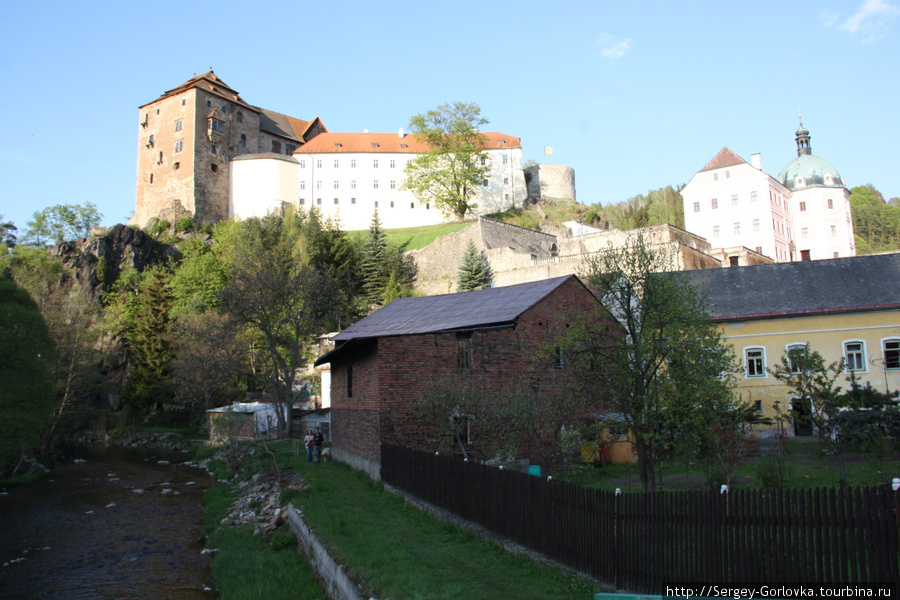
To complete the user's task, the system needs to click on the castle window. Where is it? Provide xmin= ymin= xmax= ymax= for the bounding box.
xmin=712 ymin=225 xmax=720 ymax=238
xmin=390 ymin=159 xmax=396 ymax=168
xmin=174 ymin=140 xmax=183 ymax=153
xmin=373 ymin=159 xmax=379 ymax=168
xmin=334 ymin=180 xmax=339 ymax=190
xmin=503 ymin=153 xmax=508 ymax=165
xmin=240 ymin=134 xmax=246 ymax=146
xmin=755 ymin=247 xmax=761 ymax=253
xmin=207 ymin=99 xmax=211 ymax=107
xmin=373 ymin=180 xmax=379 ymax=189
xmin=316 ymin=160 xmax=322 ymax=168
xmin=210 ymin=144 xmax=217 ymax=155
xmin=317 ymin=198 xmax=322 ymax=205
xmin=316 ymin=181 xmax=322 ymax=190
xmin=286 ymin=144 xmax=296 ymax=154
xmin=426 ymin=203 xmax=430 ymax=210
xmin=725 ymin=170 xmax=730 ymax=178
xmin=175 ymin=119 xmax=183 ymax=132
xmin=799 ymin=201 xmax=806 ymax=212
xmin=390 ymin=201 xmax=394 ymax=208
xmin=149 ymin=174 xmax=153 ymax=184
xmin=210 ymin=164 xmax=218 ymax=172
xmin=351 ymin=159 xmax=356 ymax=168
xmin=271 ymin=140 xmax=281 ymax=153
xmin=483 ymin=179 xmax=489 ymax=187
xmin=400 ymin=144 xmax=407 ymax=149
xmin=693 ymin=202 xmax=700 ymax=213
xmin=159 ymin=151 xmax=163 ymax=163
xmin=753 ymin=219 xmax=760 ymax=231
xmin=237 ymin=111 xmax=243 ymax=122
xmin=209 ymin=118 xmax=225 ymax=133
xmin=334 ymin=159 xmax=340 ymax=168
xmin=733 ymin=222 xmax=741 ymax=234
xmin=334 ymin=198 xmax=339 ymax=205
xmin=711 ymin=198 xmax=718 ymax=209
xmin=827 ymin=198 xmax=834 ymax=209
xmin=299 ymin=160 xmax=306 ymax=168
xmin=713 ymin=173 xmax=718 ymax=181
xmin=375 ymin=201 xmax=379 ymax=208
xmin=390 ymin=180 xmax=396 ymax=190
xmin=299 ymin=198 xmax=305 ymax=205
xmin=300 ymin=181 xmax=306 ymax=190
xmin=831 ymin=225 xmax=837 ymax=237
xmin=174 ymin=162 xmax=179 ymax=170
xmin=351 ymin=198 xmax=356 ymax=205
xmin=351 ymin=180 xmax=356 ymax=189
xmin=751 ymin=191 xmax=758 ymax=202
xmin=503 ymin=177 xmax=509 ymax=185
xmin=731 ymin=194 xmax=738 ymax=206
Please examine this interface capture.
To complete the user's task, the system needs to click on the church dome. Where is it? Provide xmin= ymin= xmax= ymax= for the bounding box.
xmin=776 ymin=120 xmax=845 ymax=191
xmin=777 ymin=155 xmax=845 ymax=191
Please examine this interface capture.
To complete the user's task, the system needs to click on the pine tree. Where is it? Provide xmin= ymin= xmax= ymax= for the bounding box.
xmin=457 ymin=240 xmax=493 ymax=292
xmin=361 ymin=211 xmax=388 ymax=304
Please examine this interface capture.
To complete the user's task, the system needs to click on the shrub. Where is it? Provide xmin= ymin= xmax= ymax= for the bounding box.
xmin=752 ymin=451 xmax=793 ymax=489
xmin=175 ymin=217 xmax=195 ymax=233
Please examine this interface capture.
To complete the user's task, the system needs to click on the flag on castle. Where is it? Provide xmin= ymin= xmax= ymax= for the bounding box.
xmin=544 ymin=146 xmax=553 ymax=155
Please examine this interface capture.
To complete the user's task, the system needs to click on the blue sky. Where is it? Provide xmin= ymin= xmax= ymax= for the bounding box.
xmin=1 ymin=0 xmax=898 ymax=233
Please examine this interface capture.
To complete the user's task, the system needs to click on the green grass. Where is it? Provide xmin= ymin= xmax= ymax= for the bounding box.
xmin=348 ymin=222 xmax=471 ymax=252
xmin=555 ymin=446 xmax=900 ymax=492
xmin=486 ymin=205 xmax=590 ymax=230
xmin=203 ymin=482 xmax=327 ymax=600
xmin=279 ymin=455 xmax=603 ymax=600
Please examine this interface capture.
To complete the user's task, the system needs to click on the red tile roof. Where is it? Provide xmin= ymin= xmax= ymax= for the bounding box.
xmin=700 ymin=147 xmax=748 ymax=172
xmin=294 ymin=131 xmax=521 ymax=154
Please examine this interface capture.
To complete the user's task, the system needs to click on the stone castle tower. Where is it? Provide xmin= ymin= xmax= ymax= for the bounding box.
xmin=132 ymin=71 xmax=326 ymax=227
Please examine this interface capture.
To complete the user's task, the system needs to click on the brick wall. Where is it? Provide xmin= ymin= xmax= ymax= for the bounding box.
xmin=328 ymin=276 xmax=604 ymax=473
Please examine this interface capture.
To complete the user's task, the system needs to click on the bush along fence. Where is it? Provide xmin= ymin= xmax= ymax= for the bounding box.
xmin=380 ymin=444 xmax=900 ymax=593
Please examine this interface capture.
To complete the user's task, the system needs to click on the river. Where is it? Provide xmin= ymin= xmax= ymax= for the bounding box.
xmin=0 ymin=444 xmax=216 ymax=599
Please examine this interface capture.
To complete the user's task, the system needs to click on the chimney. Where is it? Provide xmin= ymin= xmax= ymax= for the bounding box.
xmin=363 ymin=129 xmax=369 ymax=134
xmin=751 ymin=153 xmax=762 ymax=170
xmin=399 ymin=127 xmax=405 ymax=138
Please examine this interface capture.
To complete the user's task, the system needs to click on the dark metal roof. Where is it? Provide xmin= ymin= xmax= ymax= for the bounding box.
xmin=679 ymin=253 xmax=900 ymax=321
xmin=336 ymin=275 xmax=578 ymax=341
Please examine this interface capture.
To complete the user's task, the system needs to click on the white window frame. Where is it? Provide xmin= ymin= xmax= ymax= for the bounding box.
xmin=786 ymin=343 xmax=808 ymax=374
xmin=843 ymin=340 xmax=867 ymax=373
xmin=744 ymin=346 xmax=767 ymax=378
xmin=882 ymin=338 xmax=900 ymax=370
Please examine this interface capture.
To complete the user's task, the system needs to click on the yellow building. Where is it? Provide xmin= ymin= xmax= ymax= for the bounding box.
xmin=682 ymin=253 xmax=900 ymax=435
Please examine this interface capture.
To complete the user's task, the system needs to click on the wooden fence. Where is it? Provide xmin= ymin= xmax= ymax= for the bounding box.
xmin=380 ymin=444 xmax=900 ymax=593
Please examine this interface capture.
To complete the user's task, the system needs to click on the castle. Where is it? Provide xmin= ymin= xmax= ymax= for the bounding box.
xmin=681 ymin=121 xmax=855 ymax=263
xmin=132 ymin=72 xmax=528 ymax=230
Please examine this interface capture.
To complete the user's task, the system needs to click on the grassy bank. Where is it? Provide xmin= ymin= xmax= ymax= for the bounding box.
xmin=278 ymin=452 xmax=603 ymax=600
xmin=202 ymin=482 xmax=327 ymax=600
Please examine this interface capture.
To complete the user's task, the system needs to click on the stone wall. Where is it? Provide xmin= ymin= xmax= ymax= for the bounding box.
xmin=525 ymin=164 xmax=576 ymax=203
xmin=412 ymin=221 xmax=723 ymax=295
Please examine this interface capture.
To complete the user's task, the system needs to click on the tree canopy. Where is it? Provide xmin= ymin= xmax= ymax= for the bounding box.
xmin=402 ymin=102 xmax=491 ymax=222
xmin=553 ymin=233 xmax=742 ymax=492
xmin=850 ymin=184 xmax=900 ymax=253
xmin=23 ymin=202 xmax=103 ymax=246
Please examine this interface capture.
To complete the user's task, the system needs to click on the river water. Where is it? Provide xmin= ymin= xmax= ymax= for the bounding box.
xmin=0 ymin=445 xmax=217 ymax=599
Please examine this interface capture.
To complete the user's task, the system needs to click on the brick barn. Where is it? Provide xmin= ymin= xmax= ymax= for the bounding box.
xmin=314 ymin=274 xmax=602 ymax=479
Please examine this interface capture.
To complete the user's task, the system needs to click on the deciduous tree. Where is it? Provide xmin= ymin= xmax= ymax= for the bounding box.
xmin=23 ymin=202 xmax=103 ymax=246
xmin=402 ymin=102 xmax=491 ymax=222
xmin=553 ymin=233 xmax=740 ymax=492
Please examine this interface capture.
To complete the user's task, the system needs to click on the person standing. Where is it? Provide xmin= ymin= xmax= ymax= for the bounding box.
xmin=305 ymin=429 xmax=314 ymax=463
xmin=313 ymin=427 xmax=324 ymax=463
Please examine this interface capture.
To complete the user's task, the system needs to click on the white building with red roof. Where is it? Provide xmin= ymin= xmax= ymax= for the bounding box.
xmin=231 ymin=129 xmax=525 ymax=230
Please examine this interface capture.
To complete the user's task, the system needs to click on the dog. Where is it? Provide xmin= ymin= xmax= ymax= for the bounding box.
xmin=320 ymin=447 xmax=331 ymax=462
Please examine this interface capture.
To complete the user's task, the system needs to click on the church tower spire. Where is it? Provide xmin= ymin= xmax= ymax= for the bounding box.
xmin=795 ymin=116 xmax=811 ymax=157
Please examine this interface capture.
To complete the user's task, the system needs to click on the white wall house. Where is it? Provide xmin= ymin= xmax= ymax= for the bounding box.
xmin=230 ymin=130 xmax=526 ymax=230
xmin=683 ymin=148 xmax=795 ymax=263
xmin=682 ymin=122 xmax=855 ymax=263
